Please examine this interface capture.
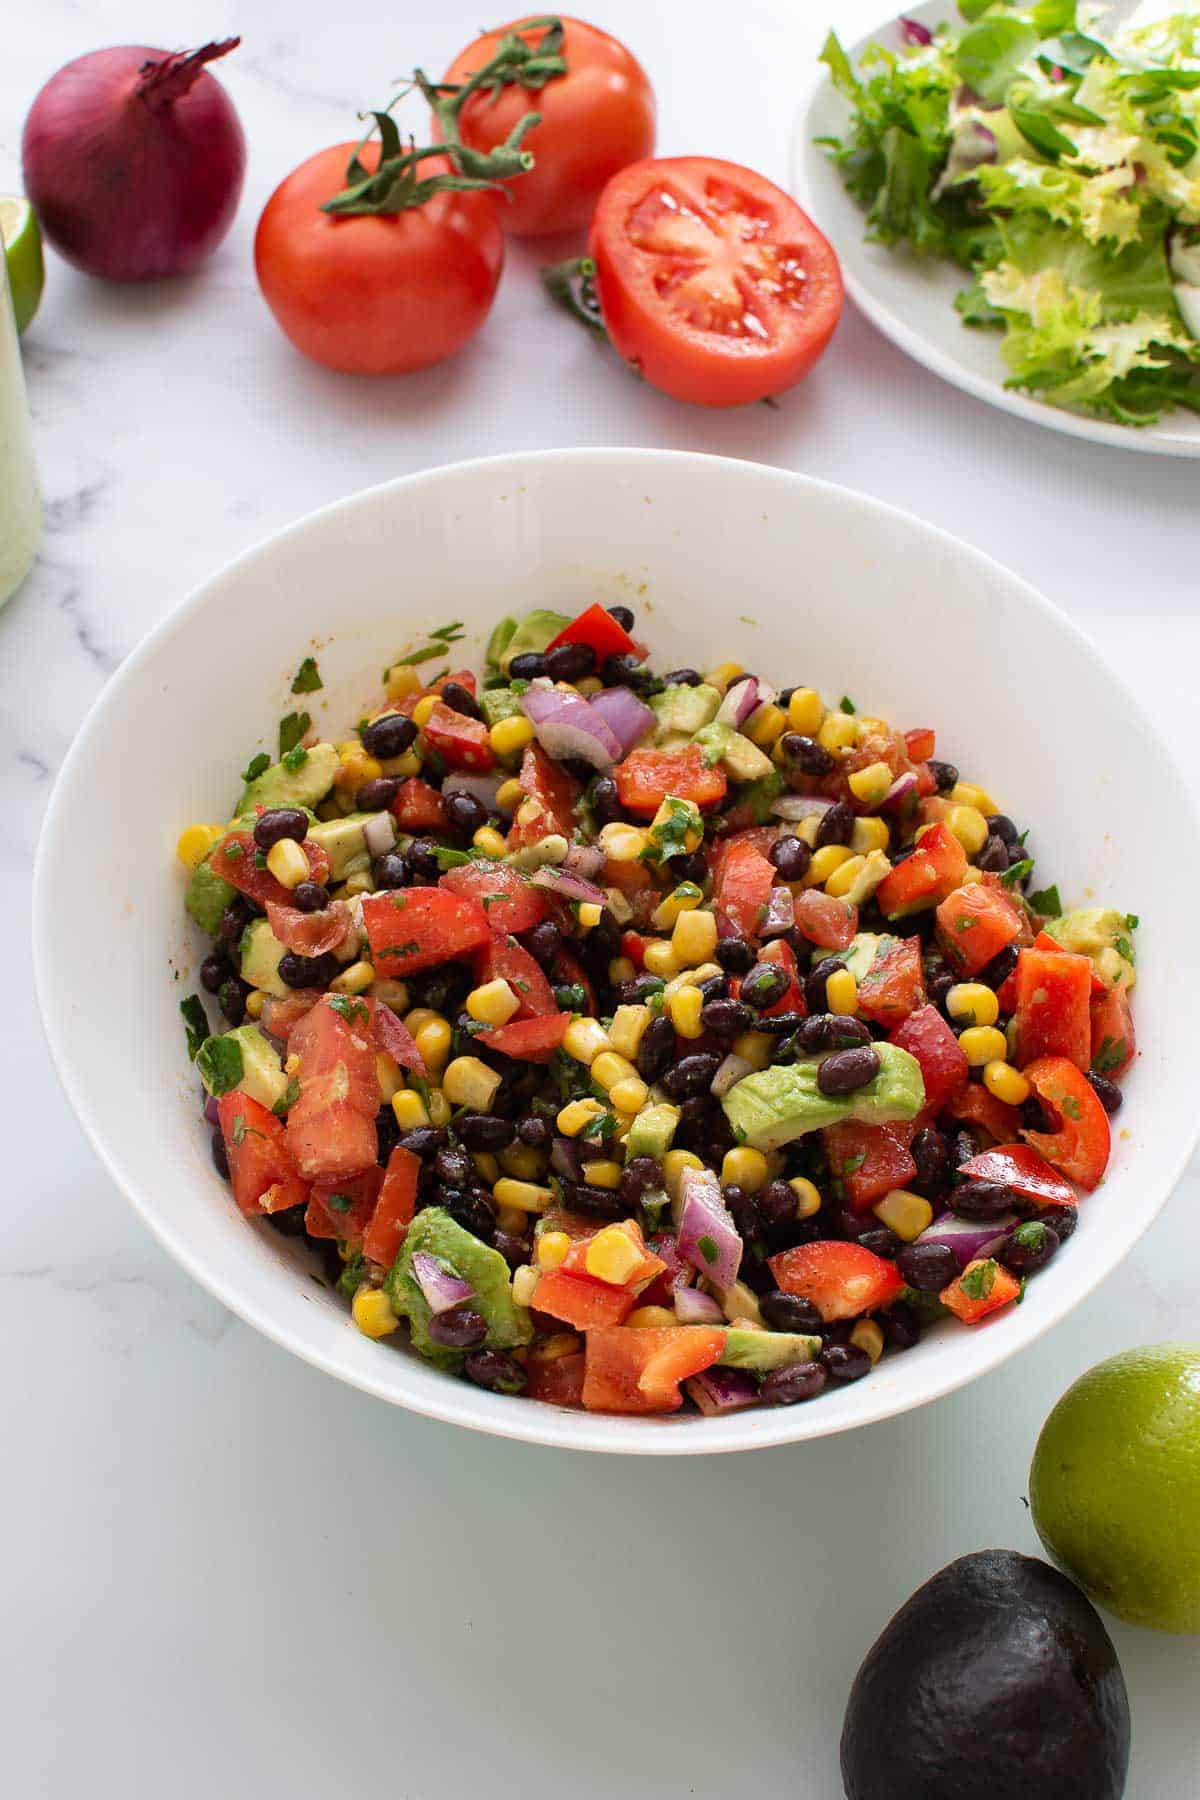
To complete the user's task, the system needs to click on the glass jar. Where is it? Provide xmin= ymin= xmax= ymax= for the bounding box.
xmin=0 ymin=253 xmax=40 ymax=606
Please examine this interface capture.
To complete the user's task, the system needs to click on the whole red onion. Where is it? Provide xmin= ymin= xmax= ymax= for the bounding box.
xmin=22 ymin=39 xmax=245 ymax=282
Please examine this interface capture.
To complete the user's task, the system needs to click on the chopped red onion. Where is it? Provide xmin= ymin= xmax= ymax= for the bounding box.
xmin=519 ymin=687 xmax=622 ymax=770
xmin=771 ymin=794 xmax=835 ymax=821
xmin=685 ymin=1367 xmax=761 ymax=1416
xmin=562 ymin=843 xmax=605 ymax=883
xmin=760 ymin=886 xmax=795 ymax=938
xmin=717 ymin=675 xmax=769 ymax=728
xmin=586 ymin=684 xmax=655 ymax=754
xmin=900 ymin=15 xmax=933 ymax=45
xmin=410 ymin=1251 xmax=473 ymax=1315
xmin=916 ymin=1213 xmax=1014 ymax=1270
xmin=362 ymin=811 xmax=397 ymax=859
xmin=203 ymin=1095 xmax=221 ymax=1126
xmin=443 ymin=771 xmax=502 ymax=811
xmin=675 ymin=1165 xmax=743 ymax=1291
xmin=675 ymin=1287 xmax=725 ymax=1325
xmin=531 ymin=866 xmax=609 ymax=907
xmin=711 ymin=1052 xmax=754 ymax=1098
xmin=883 ymin=771 xmax=919 ymax=810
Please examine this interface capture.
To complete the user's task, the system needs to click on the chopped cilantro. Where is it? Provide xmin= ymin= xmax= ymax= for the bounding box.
xmin=254 ymin=850 xmax=268 ymax=870
xmin=230 ymin=1111 xmax=247 ymax=1147
xmin=696 ymin=1233 xmax=719 ymax=1266
xmin=281 ymin=744 xmax=309 ymax=774
xmin=434 ymin=847 xmax=472 ymax=871
xmin=481 ymin=893 xmax=509 ymax=908
xmin=642 ymin=795 xmax=700 ymax=863
xmin=326 ymin=1192 xmax=353 ymax=1214
xmin=839 ymin=695 xmax=856 ymax=715
xmin=336 ymin=1250 xmax=367 ymax=1300
xmin=639 ymin=1189 xmax=670 ymax=1234
xmin=389 ymin=893 xmax=409 ymax=909
xmin=513 ymin=979 xmax=531 ymax=994
xmin=429 ymin=621 xmax=466 ymax=642
xmin=843 ymin=1151 xmax=867 ymax=1175
xmin=224 ymin=841 xmax=244 ymax=861
xmin=196 ymin=1034 xmax=245 ymax=1097
xmin=291 ymin=657 xmax=323 ymax=694
xmin=959 ymin=1259 xmax=997 ymax=1301
xmin=1028 ymin=884 xmax=1062 ymax=918
xmin=384 ymin=939 xmax=420 ymax=960
xmin=279 ymin=710 xmax=310 ymax=756
xmin=240 ymin=751 xmax=270 ymax=784
xmin=327 ymin=995 xmax=369 ymax=1023
xmin=509 ymin=677 xmax=531 ymax=695
xmin=581 ymin=1110 xmax=617 ymax=1142
xmin=272 ymin=1076 xmax=301 ymax=1117
xmin=955 ymin=915 xmax=976 ymax=933
xmin=180 ymin=994 xmax=208 ymax=1061
xmin=999 ymin=858 xmax=1034 ymax=887
xmin=554 ymin=982 xmax=587 ymax=1010
xmin=1012 ymin=1221 xmax=1047 ymax=1251
xmin=1115 ymin=935 xmax=1135 ymax=964
xmin=1092 ymin=1035 xmax=1128 ymax=1075
xmin=731 ymin=1123 xmax=748 ymax=1145
xmin=1125 ymin=913 xmax=1139 ymax=931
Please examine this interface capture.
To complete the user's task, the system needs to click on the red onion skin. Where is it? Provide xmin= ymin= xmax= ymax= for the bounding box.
xmin=22 ymin=42 xmax=246 ymax=281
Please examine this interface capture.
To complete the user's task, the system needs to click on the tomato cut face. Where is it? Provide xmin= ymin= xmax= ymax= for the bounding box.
xmin=474 ymin=934 xmax=558 ymax=1018
xmin=422 ymin=701 xmax=495 ymax=773
xmin=507 ymin=744 xmax=580 ymax=849
xmin=588 ymin=156 xmax=843 ymax=407
xmin=824 ymin=1120 xmax=917 ymax=1211
xmin=285 ymin=997 xmax=380 ymax=1181
xmin=362 ymin=1145 xmax=420 ymax=1267
xmin=361 ymin=886 xmax=491 ymax=975
xmin=441 ymin=861 xmax=545 ymax=937
xmin=476 ymin=1013 xmax=569 ymax=1062
xmin=613 ymin=745 xmax=726 ymax=815
xmin=390 ymin=778 xmax=448 ymax=834
xmin=211 ymin=831 xmax=330 ymax=910
xmin=217 ymin=1093 xmax=308 ymax=1217
xmin=713 ymin=837 xmax=776 ymax=938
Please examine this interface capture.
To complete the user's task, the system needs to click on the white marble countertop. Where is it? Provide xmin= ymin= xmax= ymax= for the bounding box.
xmin=4 ymin=2 xmax=1199 ymax=1795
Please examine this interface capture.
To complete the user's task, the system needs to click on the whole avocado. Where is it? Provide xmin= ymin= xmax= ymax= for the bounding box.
xmin=840 ymin=1549 xmax=1130 ymax=1800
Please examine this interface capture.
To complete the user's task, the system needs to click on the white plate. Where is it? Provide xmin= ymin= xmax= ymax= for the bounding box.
xmin=793 ymin=0 xmax=1200 ymax=457
xmin=33 ymin=448 xmax=1200 ymax=1454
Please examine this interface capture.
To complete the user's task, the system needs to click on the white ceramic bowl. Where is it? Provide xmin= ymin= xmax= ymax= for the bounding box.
xmin=34 ymin=449 xmax=1200 ymax=1453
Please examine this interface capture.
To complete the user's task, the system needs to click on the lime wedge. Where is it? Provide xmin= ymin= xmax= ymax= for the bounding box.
xmin=0 ymin=198 xmax=44 ymax=336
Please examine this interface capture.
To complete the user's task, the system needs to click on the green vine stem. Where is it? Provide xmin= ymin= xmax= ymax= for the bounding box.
xmin=541 ymin=256 xmax=608 ymax=339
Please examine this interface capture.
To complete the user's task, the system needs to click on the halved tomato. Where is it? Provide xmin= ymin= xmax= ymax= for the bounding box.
xmin=613 ymin=745 xmax=726 ymax=815
xmin=476 ymin=1013 xmax=569 ymax=1062
xmin=792 ymin=888 xmax=858 ymax=951
xmin=362 ymin=886 xmax=491 ymax=975
xmin=217 ymin=1092 xmax=308 ymax=1217
xmin=768 ymin=1241 xmax=904 ymax=1321
xmin=421 ymin=701 xmax=495 ymax=773
xmin=857 ymin=935 xmax=924 ymax=1028
xmin=581 ymin=1326 xmax=726 ymax=1413
xmin=508 ymin=743 xmax=580 ymax=849
xmin=440 ymin=860 xmax=545 ymax=936
xmin=285 ymin=997 xmax=380 ymax=1181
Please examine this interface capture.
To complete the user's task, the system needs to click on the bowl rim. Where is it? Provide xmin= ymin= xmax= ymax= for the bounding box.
xmin=33 ymin=446 xmax=1200 ymax=1454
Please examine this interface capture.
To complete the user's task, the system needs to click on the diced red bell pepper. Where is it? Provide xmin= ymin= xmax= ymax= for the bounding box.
xmin=946 ymin=1082 xmax=1022 ymax=1144
xmin=210 ymin=831 xmax=331 ymax=910
xmin=957 ymin=1143 xmax=1077 ymax=1210
xmin=474 ymin=934 xmax=558 ymax=1017
xmin=390 ymin=778 xmax=448 ymax=834
xmin=217 ymin=1093 xmax=309 ymax=1217
xmin=476 ymin=1013 xmax=569 ymax=1062
xmin=532 ymin=1269 xmax=638 ymax=1330
xmin=1090 ymin=984 xmax=1135 ymax=1080
xmin=755 ymin=938 xmax=807 ymax=1017
xmin=857 ymin=935 xmax=925 ymax=1028
xmin=936 ymin=881 xmax=1023 ymax=977
xmin=613 ymin=745 xmax=727 ymax=816
xmin=582 ymin=1327 xmax=726 ymax=1414
xmin=940 ymin=1257 xmax=1021 ymax=1324
xmin=714 ymin=838 xmax=777 ymax=938
xmin=308 ymin=1167 xmax=383 ymax=1246
xmin=362 ymin=886 xmax=491 ymax=976
xmin=905 ymin=727 xmax=936 ymax=763
xmin=421 ymin=700 xmax=495 ymax=773
xmin=768 ymin=1241 xmax=905 ymax=1322
xmin=889 ymin=1004 xmax=969 ymax=1115
xmin=1021 ymin=1056 xmax=1111 ymax=1191
xmin=285 ymin=997 xmax=380 ymax=1181
xmin=362 ymin=1145 xmax=420 ymax=1267
xmin=440 ymin=861 xmax=546 ymax=936
xmin=1011 ymin=947 xmax=1093 ymax=1071
xmin=545 ymin=601 xmax=647 ymax=663
xmin=524 ymin=1349 xmax=587 ymax=1408
xmin=792 ymin=888 xmax=859 ymax=951
xmin=824 ymin=1119 xmax=917 ymax=1211
xmin=996 ymin=930 xmax=1107 ymax=1012
xmin=875 ymin=824 xmax=967 ymax=919
xmin=507 ymin=743 xmax=581 ymax=849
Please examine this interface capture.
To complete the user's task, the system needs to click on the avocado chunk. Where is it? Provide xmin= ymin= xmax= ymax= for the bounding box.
xmin=692 ymin=720 xmax=775 ymax=782
xmin=498 ymin=608 xmax=572 ymax=674
xmin=237 ymin=741 xmax=338 ymax=814
xmin=1044 ymin=906 xmax=1136 ymax=992
xmin=185 ymin=857 xmax=237 ymax=935
xmin=722 ymin=1044 xmax=925 ymax=1151
xmin=308 ymin=813 xmax=377 ymax=881
xmin=485 ymin=615 xmax=518 ymax=668
xmin=650 ymin=682 xmax=721 ymax=741
xmin=625 ymin=1102 xmax=681 ymax=1160
xmin=840 ymin=932 xmax=883 ymax=983
xmin=239 ymin=918 xmax=290 ymax=999
xmin=841 ymin=1549 xmax=1130 ymax=1800
xmin=384 ymin=1207 xmax=533 ymax=1371
xmin=197 ymin=1024 xmax=289 ymax=1111
xmin=720 ymin=1327 xmax=821 ymax=1372
xmin=479 ymin=685 xmax=525 ymax=728
xmin=732 ymin=769 xmax=784 ymax=823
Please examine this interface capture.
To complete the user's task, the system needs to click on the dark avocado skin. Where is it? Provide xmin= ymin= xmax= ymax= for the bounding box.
xmin=840 ymin=1549 xmax=1130 ymax=1800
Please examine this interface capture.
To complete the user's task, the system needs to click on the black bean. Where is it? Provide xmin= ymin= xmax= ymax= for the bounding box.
xmin=817 ymin=1045 xmax=880 ymax=1096
xmin=1039 ymin=1203 xmax=1077 ymax=1243
xmin=253 ymin=807 xmax=310 ymax=851
xmin=219 ymin=896 xmax=255 ymax=942
xmin=670 ymin=849 xmax=709 ymax=885
xmin=601 ymin=652 xmax=652 ymax=691
xmin=522 ymin=920 xmax=563 ymax=967
xmin=950 ymin=1178 xmax=1018 ymax=1221
xmin=545 ymin=642 xmax=596 ymax=683
xmin=701 ymin=997 xmax=752 ymax=1040
xmin=607 ymin=604 xmax=636 ymax=632
xmin=376 ymin=1105 xmax=401 ymax=1165
xmin=567 ymin=1183 xmax=626 ymax=1221
xmin=858 ymin=1228 xmax=902 ymax=1261
xmin=987 ymin=814 xmax=1019 ymax=846
xmin=464 ymin=1348 xmax=527 ymax=1394
xmin=613 ymin=1159 xmax=655 ymax=1209
xmin=758 ymin=1010 xmax=807 ymax=1040
xmin=511 ymin=1113 xmax=548 ymax=1150
xmin=768 ymin=835 xmax=812 ymax=882
xmin=716 ymin=936 xmax=754 ymax=975
xmin=508 ymin=650 xmax=548 ymax=681
xmin=815 ymin=802 xmax=855 ymax=849
xmin=880 ymin=1302 xmax=921 ymax=1352
xmin=440 ymin=680 xmax=481 ymax=720
xmin=1000 ymin=1221 xmax=1060 ymax=1276
xmin=897 ymin=1241 xmax=958 ymax=1292
xmin=266 ymin=1203 xmax=308 ymax=1238
xmin=805 ymin=956 xmax=845 ymax=1016
xmin=910 ymin=1127 xmax=951 ymax=1201
xmin=722 ymin=1184 xmax=758 ymax=1239
xmin=662 ymin=666 xmax=701 ymax=687
xmin=355 ymin=777 xmax=399 ymax=813
xmin=924 ymin=952 xmax=955 ymax=1009
xmin=398 ymin=1127 xmax=447 ymax=1158
xmin=659 ymin=1053 xmax=722 ymax=1099
xmin=445 ymin=1190 xmax=497 ymax=1238
xmin=372 ymin=852 xmax=410 ymax=891
xmin=780 ymin=733 xmax=835 ymax=776
xmin=293 ymin=880 xmax=331 ymax=912
xmin=698 ymin=974 xmax=729 ymax=1003
xmin=822 ymin=1342 xmax=872 ymax=1383
xmin=979 ymin=942 xmax=1020 ymax=991
xmin=278 ymin=951 xmax=339 ymax=990
xmin=549 ymin=1139 xmax=584 ymax=1187
xmin=217 ymin=978 xmax=247 ymax=1025
xmin=796 ymin=1012 xmax=872 ymax=1054
xmin=435 ymin=1145 xmax=472 ymax=1187
xmin=1087 ymin=1071 xmax=1123 ymax=1114
xmin=637 ymin=1014 xmax=676 ymax=1082
xmin=757 ymin=1180 xmax=798 ymax=1231
xmin=453 ymin=1114 xmax=512 ymax=1152
xmin=200 ymin=951 xmax=227 ymax=994
xmin=210 ymin=1127 xmax=229 ymax=1178
xmin=977 ymin=833 xmax=1011 ymax=873
xmin=760 ymin=1290 xmax=823 ymax=1333
xmin=406 ymin=837 xmax=442 ymax=880
xmin=444 ymin=791 xmax=489 ymax=837
xmin=761 ymin=1360 xmax=827 ymax=1405
xmin=928 ymin=759 xmax=958 ymax=793
xmin=428 ymin=1306 xmax=488 ymax=1349
xmin=742 ymin=962 xmax=790 ymax=1012
xmin=361 ymin=712 xmax=418 ymax=760
xmin=589 ymin=774 xmax=623 ymax=823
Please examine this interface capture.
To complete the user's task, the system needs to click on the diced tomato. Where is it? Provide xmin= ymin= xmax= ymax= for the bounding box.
xmin=940 ymin=1258 xmax=1021 ymax=1324
xmin=714 ymin=837 xmax=776 ymax=938
xmin=217 ymin=1093 xmax=308 ymax=1217
xmin=525 ymin=1349 xmax=587 ymax=1408
xmin=421 ymin=700 xmax=495 ymax=773
xmin=1021 ymin=1056 xmax=1111 ymax=1191
xmin=913 ymin=763 xmax=937 ymax=798
xmin=875 ymin=824 xmax=967 ymax=919
xmin=1011 ymin=947 xmax=1092 ymax=1071
xmin=957 ymin=1143 xmax=1077 ymax=1209
xmin=308 ymin=1167 xmax=383 ymax=1246
xmin=905 ymin=727 xmax=935 ymax=763
xmin=936 ymin=881 xmax=1023 ymax=977
xmin=545 ymin=601 xmax=647 ymax=664
xmin=582 ymin=1327 xmax=726 ymax=1414
xmin=613 ymin=745 xmax=727 ymax=816
xmin=361 ymin=1146 xmax=419 ymax=1266
xmin=390 ymin=778 xmax=448 ymax=834
xmin=260 ymin=990 xmax=324 ymax=1042
xmin=475 ymin=933 xmax=558 ymax=1017
xmin=476 ymin=1013 xmax=569 ymax=1062
xmin=997 ymin=930 xmax=1106 ymax=1012
xmin=362 ymin=886 xmax=491 ymax=976
xmin=265 ymin=898 xmax=354 ymax=959
xmin=620 ymin=929 xmax=647 ymax=968
xmin=210 ymin=831 xmax=331 ymax=910
xmin=1091 ymin=984 xmax=1135 ymax=1080
xmin=857 ymin=935 xmax=925 ymax=1028
xmin=888 ymin=1007 xmax=968 ymax=1120
xmin=755 ymin=938 xmax=807 ymax=1017
xmin=711 ymin=825 xmax=779 ymax=886
xmin=285 ymin=996 xmax=380 ymax=1180
xmin=532 ymin=1268 xmax=638 ymax=1329
xmin=946 ymin=1082 xmax=1022 ymax=1144
xmin=507 ymin=744 xmax=580 ymax=849
xmin=824 ymin=1120 xmax=917 ymax=1211
xmin=792 ymin=888 xmax=859 ymax=951
xmin=768 ymin=1241 xmax=905 ymax=1322
xmin=440 ymin=861 xmax=545 ymax=936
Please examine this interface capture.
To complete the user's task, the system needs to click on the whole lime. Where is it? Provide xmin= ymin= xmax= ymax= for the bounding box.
xmin=1030 ymin=1343 xmax=1200 ymax=1634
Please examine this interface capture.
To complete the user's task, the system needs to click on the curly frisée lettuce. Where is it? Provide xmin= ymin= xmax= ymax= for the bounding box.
xmin=819 ymin=3 xmax=1200 ymax=424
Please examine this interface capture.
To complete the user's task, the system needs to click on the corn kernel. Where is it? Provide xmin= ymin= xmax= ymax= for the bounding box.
xmin=592 ymin=1050 xmax=640 ymax=1092
xmin=608 ymin=956 xmax=637 ymax=987
xmin=787 ymin=687 xmax=825 ymax=735
xmin=427 ymin=1087 xmax=451 ymax=1127
xmin=597 ymin=821 xmax=649 ymax=862
xmin=411 ymin=694 xmax=438 ymax=728
xmin=352 ymin=1289 xmax=399 ymax=1339
xmin=585 ymin=1225 xmax=642 ymax=1285
xmin=466 ymin=979 xmax=520 ymax=1027
xmin=403 ymin=1006 xmax=438 ymax=1034
xmin=817 ymin=711 xmax=858 ymax=754
xmin=651 ymin=882 xmax=703 ymax=929
xmin=472 ymin=825 xmax=508 ymax=858
xmin=662 ymin=1148 xmax=704 ymax=1201
xmin=442 ymin=1055 xmax=502 ymax=1110
xmin=176 ymin=823 xmax=225 ymax=870
xmin=961 ymin=865 xmax=984 ymax=886
xmin=499 ymin=1143 xmax=544 ymax=1181
xmin=825 ymin=853 xmax=866 ymax=899
xmin=608 ymin=1076 xmax=649 ymax=1114
xmin=663 ymin=962 xmax=721 ymax=999
xmin=557 ymin=1096 xmax=607 ymax=1136
xmin=721 ymin=1147 xmax=769 ymax=1192
xmin=847 ymin=761 xmax=894 ymax=807
xmin=563 ymin=1016 xmax=611 ymax=1065
xmin=474 ymin=1152 xmax=502 ymax=1186
xmin=488 ymin=714 xmax=536 ymax=758
xmin=983 ymin=1059 xmax=1031 ymax=1106
xmin=577 ymin=901 xmax=604 ymax=931
xmin=642 ymin=939 xmax=682 ymax=978
xmin=511 ymin=1264 xmax=539 ymax=1309
xmin=338 ymin=870 xmax=376 ymax=898
xmin=826 ymin=968 xmax=859 ymax=1016
xmin=668 ymin=985 xmax=704 ymax=1039
xmin=336 ymin=743 xmax=383 ymax=788
xmin=804 ymin=843 xmax=854 ymax=887
xmin=375 ymin=1051 xmax=403 ymax=1103
xmin=732 ymin=1030 xmax=772 ymax=1070
xmin=746 ymin=702 xmax=787 ymax=748
xmin=849 ymin=1318 xmax=885 ymax=1365
xmin=265 ymin=838 xmax=310 ymax=890
xmin=673 ymin=909 xmax=719 ymax=966
xmin=582 ymin=1159 xmax=623 ymax=1190
xmin=242 ymin=989 xmax=264 ymax=1021
xmin=706 ymin=660 xmax=744 ymax=694
xmin=946 ymin=982 xmax=1000 ymax=1028
xmin=577 ymin=676 xmax=603 ymax=697
xmin=626 ymin=1305 xmax=678 ymax=1329
xmin=493 ymin=1176 xmax=553 ymax=1213
xmin=945 ymin=804 xmax=989 ymax=858
xmin=850 ymin=816 xmax=891 ymax=856
xmin=950 ymin=780 xmax=997 ymax=814
xmin=385 ymin=663 xmax=423 ymax=699
xmin=284 ymin=1053 xmax=301 ymax=1077
xmin=370 ymin=978 xmax=410 ymax=1012
xmin=796 ymin=815 xmax=822 ymax=849
xmin=414 ymin=1016 xmax=453 ymax=1070
xmin=536 ymin=1231 xmax=571 ymax=1272
xmin=495 ymin=777 xmax=524 ymax=813
xmin=331 ymin=959 xmax=375 ymax=996
xmin=959 ymin=1025 xmax=1009 ymax=1067
xmin=873 ymin=1188 xmax=933 ymax=1242
xmin=391 ymin=1087 xmax=430 ymax=1131
xmin=789 ymin=1176 xmax=822 ymax=1219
